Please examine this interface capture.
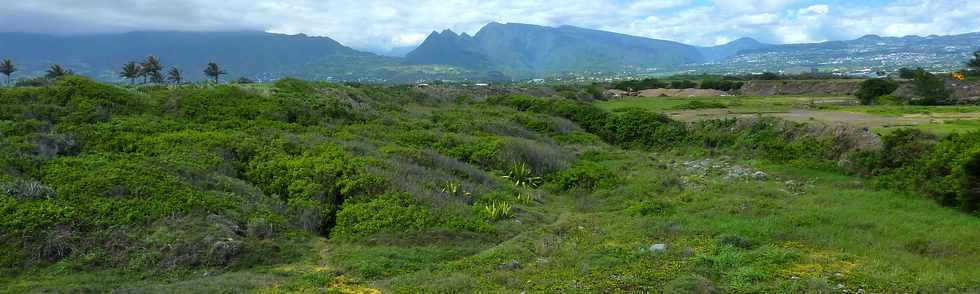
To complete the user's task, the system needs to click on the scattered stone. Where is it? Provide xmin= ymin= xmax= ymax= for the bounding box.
xmin=790 ymin=276 xmax=800 ymax=280
xmin=650 ymin=243 xmax=667 ymax=252
xmin=856 ymin=289 xmax=866 ymax=294
xmin=753 ymin=171 xmax=768 ymax=180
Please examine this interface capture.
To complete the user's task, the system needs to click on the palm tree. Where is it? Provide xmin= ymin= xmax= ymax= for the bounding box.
xmin=120 ymin=61 xmax=141 ymax=85
xmin=167 ymin=67 xmax=183 ymax=85
xmin=46 ymin=64 xmax=71 ymax=79
xmin=140 ymin=56 xmax=162 ymax=84
xmin=149 ymin=71 xmax=166 ymax=84
xmin=0 ymin=59 xmax=15 ymax=86
xmin=203 ymin=62 xmax=226 ymax=83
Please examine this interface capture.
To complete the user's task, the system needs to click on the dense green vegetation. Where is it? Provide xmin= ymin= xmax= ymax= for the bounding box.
xmin=855 ymin=78 xmax=899 ymax=105
xmin=1 ymin=77 xmax=979 ymax=292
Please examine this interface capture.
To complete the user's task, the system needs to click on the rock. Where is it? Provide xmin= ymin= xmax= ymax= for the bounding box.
xmin=753 ymin=171 xmax=768 ymax=180
xmin=856 ymin=289 xmax=866 ymax=294
xmin=498 ymin=260 xmax=521 ymax=270
xmin=650 ymin=243 xmax=667 ymax=252
xmin=208 ymin=239 xmax=244 ymax=265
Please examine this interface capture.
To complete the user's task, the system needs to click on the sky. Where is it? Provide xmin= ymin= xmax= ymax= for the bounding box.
xmin=1 ymin=0 xmax=978 ymax=55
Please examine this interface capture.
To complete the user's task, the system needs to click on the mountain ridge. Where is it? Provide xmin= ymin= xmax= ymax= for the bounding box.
xmin=1 ymin=24 xmax=977 ymax=82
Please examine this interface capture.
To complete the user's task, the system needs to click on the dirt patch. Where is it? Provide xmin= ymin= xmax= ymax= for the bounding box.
xmin=637 ymin=88 xmax=729 ymax=97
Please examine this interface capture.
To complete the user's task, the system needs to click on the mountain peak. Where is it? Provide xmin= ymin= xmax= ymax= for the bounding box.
xmin=857 ymin=34 xmax=882 ymax=41
xmin=729 ymin=37 xmax=761 ymax=45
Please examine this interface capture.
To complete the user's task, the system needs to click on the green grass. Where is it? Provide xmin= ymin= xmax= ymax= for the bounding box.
xmin=599 ymin=95 xmax=980 ymax=135
xmin=599 ymin=95 xmax=846 ymax=113
xmin=373 ymin=151 xmax=980 ymax=292
xmin=826 ymin=105 xmax=980 ymax=116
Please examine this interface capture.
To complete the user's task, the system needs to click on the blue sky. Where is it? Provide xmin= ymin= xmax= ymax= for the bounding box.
xmin=1 ymin=0 xmax=977 ymax=54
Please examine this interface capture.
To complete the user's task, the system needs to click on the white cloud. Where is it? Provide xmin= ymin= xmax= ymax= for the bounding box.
xmin=799 ymin=4 xmax=830 ymax=15
xmin=0 ymin=0 xmax=977 ymax=52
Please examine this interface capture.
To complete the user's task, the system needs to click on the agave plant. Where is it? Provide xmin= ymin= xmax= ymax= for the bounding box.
xmin=515 ymin=192 xmax=534 ymax=205
xmin=502 ymin=162 xmax=543 ymax=189
xmin=482 ymin=201 xmax=513 ymax=221
xmin=441 ymin=181 xmax=471 ymax=198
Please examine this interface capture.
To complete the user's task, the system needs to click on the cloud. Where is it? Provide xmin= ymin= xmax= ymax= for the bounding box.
xmin=799 ymin=4 xmax=830 ymax=15
xmin=0 ymin=0 xmax=977 ymax=52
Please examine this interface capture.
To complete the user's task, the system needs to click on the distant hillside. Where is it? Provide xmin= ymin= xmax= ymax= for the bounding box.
xmin=690 ymin=32 xmax=980 ymax=73
xmin=696 ymin=37 xmax=772 ymax=62
xmin=406 ymin=22 xmax=732 ymax=75
xmin=0 ymin=31 xmax=408 ymax=82
xmin=2 ymin=26 xmax=977 ymax=82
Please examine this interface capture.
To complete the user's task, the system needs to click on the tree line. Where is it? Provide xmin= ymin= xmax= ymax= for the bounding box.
xmin=0 ymin=57 xmax=229 ymax=86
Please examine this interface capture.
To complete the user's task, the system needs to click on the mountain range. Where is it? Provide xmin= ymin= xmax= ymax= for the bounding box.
xmin=405 ymin=22 xmax=770 ymax=75
xmin=0 ymin=22 xmax=977 ymax=82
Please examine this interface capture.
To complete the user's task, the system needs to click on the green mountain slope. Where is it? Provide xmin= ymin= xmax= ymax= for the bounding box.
xmin=406 ymin=22 xmax=709 ymax=75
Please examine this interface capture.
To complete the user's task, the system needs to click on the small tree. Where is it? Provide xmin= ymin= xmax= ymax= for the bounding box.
xmin=120 ymin=61 xmax=141 ymax=85
xmin=167 ymin=67 xmax=183 ymax=84
xmin=0 ymin=59 xmax=16 ymax=86
xmin=967 ymin=51 xmax=980 ymax=76
xmin=140 ymin=56 xmax=163 ymax=84
xmin=911 ymin=69 xmax=951 ymax=105
xmin=204 ymin=62 xmax=226 ymax=83
xmin=855 ymin=78 xmax=899 ymax=105
xmin=46 ymin=64 xmax=71 ymax=79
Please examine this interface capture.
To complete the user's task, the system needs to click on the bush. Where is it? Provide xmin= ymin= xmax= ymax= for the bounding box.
xmin=910 ymin=70 xmax=951 ymax=105
xmin=700 ymin=79 xmax=743 ymax=91
xmin=601 ymin=108 xmax=687 ymax=148
xmin=916 ymin=131 xmax=980 ymax=211
xmin=675 ymin=101 xmax=728 ymax=110
xmin=669 ymin=80 xmax=698 ymax=89
xmin=612 ymin=78 xmax=667 ymax=91
xmin=855 ymin=78 xmax=898 ymax=105
xmin=552 ymin=161 xmax=618 ymax=191
xmin=332 ymin=193 xmax=435 ymax=239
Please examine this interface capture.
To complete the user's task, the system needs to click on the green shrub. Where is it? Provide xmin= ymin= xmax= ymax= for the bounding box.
xmin=674 ymin=100 xmax=728 ymax=110
xmin=553 ymin=161 xmax=618 ymax=191
xmin=910 ymin=70 xmax=951 ymax=105
xmin=332 ymin=193 xmax=435 ymax=240
xmin=669 ymin=80 xmax=698 ymax=89
xmin=916 ymin=131 xmax=980 ymax=211
xmin=700 ymin=79 xmax=743 ymax=91
xmin=625 ymin=198 xmax=675 ymax=216
xmin=855 ymin=78 xmax=898 ymax=105
xmin=602 ymin=108 xmax=686 ymax=148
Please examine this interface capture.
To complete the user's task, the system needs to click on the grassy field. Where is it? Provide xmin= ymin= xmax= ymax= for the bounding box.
xmin=598 ymin=96 xmax=980 ymax=135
